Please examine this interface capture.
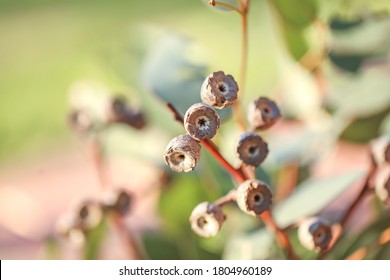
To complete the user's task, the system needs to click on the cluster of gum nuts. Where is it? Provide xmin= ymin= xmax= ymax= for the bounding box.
xmin=162 ymin=71 xmax=342 ymax=252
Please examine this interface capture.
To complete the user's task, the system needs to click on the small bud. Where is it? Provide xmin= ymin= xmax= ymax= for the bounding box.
xmin=68 ymin=109 xmax=94 ymax=134
xmin=371 ymin=135 xmax=390 ymax=166
xmin=374 ymin=165 xmax=390 ymax=205
xmin=184 ymin=103 xmax=221 ymax=140
xmin=236 ymin=179 xmax=272 ymax=216
xmin=164 ymin=134 xmax=201 ymax=172
xmin=76 ymin=200 xmax=104 ymax=230
xmin=247 ymin=97 xmax=281 ymax=130
xmin=298 ymin=217 xmax=332 ymax=251
xmin=104 ymin=188 xmax=133 ymax=216
xmin=189 ymin=202 xmax=226 ymax=238
xmin=107 ymin=96 xmax=146 ymax=129
xmin=200 ymin=71 xmax=239 ymax=109
xmin=236 ymin=131 xmax=269 ymax=167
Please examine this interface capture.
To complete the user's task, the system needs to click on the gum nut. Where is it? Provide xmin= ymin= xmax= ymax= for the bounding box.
xmin=371 ymin=135 xmax=390 ymax=165
xmin=189 ymin=202 xmax=226 ymax=238
xmin=298 ymin=217 xmax=332 ymax=251
xmin=236 ymin=131 xmax=269 ymax=167
xmin=105 ymin=188 xmax=132 ymax=216
xmin=164 ymin=134 xmax=201 ymax=172
xmin=236 ymin=179 xmax=273 ymax=216
xmin=374 ymin=165 xmax=390 ymax=204
xmin=200 ymin=71 xmax=239 ymax=109
xmin=68 ymin=109 xmax=93 ymax=133
xmin=77 ymin=200 xmax=103 ymax=230
xmin=109 ymin=96 xmax=128 ymax=121
xmin=184 ymin=103 xmax=221 ymax=140
xmin=247 ymin=97 xmax=281 ymax=130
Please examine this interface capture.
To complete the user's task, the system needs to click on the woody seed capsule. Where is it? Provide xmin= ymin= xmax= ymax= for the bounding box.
xmin=200 ymin=71 xmax=239 ymax=109
xmin=371 ymin=135 xmax=390 ymax=165
xmin=236 ymin=131 xmax=269 ymax=167
xmin=164 ymin=134 xmax=201 ymax=172
xmin=247 ymin=97 xmax=281 ymax=130
xmin=184 ymin=103 xmax=221 ymax=140
xmin=108 ymin=96 xmax=146 ymax=130
xmin=189 ymin=202 xmax=226 ymax=238
xmin=236 ymin=179 xmax=272 ymax=216
xmin=104 ymin=188 xmax=133 ymax=216
xmin=76 ymin=200 xmax=104 ymax=230
xmin=374 ymin=165 xmax=390 ymax=205
xmin=298 ymin=217 xmax=332 ymax=251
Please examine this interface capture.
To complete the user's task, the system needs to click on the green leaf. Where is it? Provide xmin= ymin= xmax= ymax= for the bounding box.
xmin=84 ymin=218 xmax=108 ymax=260
xmin=281 ymin=23 xmax=309 ymax=61
xmin=273 ymin=170 xmax=366 ymax=228
xmin=202 ymin=0 xmax=239 ymax=12
xmin=141 ymin=33 xmax=206 ymax=116
xmin=142 ymin=233 xmax=181 ymax=260
xmin=273 ymin=0 xmax=318 ymax=28
xmin=329 ymin=52 xmax=365 ymax=73
xmin=223 ymin=228 xmax=274 ymax=260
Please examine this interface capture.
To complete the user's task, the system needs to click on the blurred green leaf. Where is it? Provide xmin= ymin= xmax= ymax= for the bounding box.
xmin=330 ymin=17 xmax=363 ymax=31
xmin=142 ymin=233 xmax=181 ymax=259
xmin=201 ymin=0 xmax=239 ymax=12
xmin=141 ymin=33 xmax=206 ymax=116
xmin=273 ymin=0 xmax=318 ymax=28
xmin=281 ymin=23 xmax=309 ymax=61
xmin=380 ymin=112 xmax=390 ymax=135
xmin=273 ymin=170 xmax=366 ymax=228
xmin=223 ymin=228 xmax=274 ymax=260
xmin=329 ymin=52 xmax=365 ymax=73
xmin=84 ymin=218 xmax=108 ymax=260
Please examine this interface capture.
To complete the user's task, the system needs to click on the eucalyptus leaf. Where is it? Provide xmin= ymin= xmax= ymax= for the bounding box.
xmin=84 ymin=218 xmax=108 ymax=260
xmin=380 ymin=112 xmax=390 ymax=135
xmin=223 ymin=228 xmax=274 ymax=260
xmin=273 ymin=0 xmax=318 ymax=28
xmin=281 ymin=23 xmax=309 ymax=61
xmin=273 ymin=170 xmax=366 ymax=228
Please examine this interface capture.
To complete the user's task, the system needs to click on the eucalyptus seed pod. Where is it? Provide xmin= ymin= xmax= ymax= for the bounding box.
xmin=236 ymin=131 xmax=269 ymax=167
xmin=298 ymin=217 xmax=332 ymax=251
xmin=68 ymin=109 xmax=94 ymax=134
xmin=371 ymin=135 xmax=390 ymax=166
xmin=104 ymin=188 xmax=133 ymax=216
xmin=184 ymin=103 xmax=221 ymax=140
xmin=200 ymin=71 xmax=239 ymax=109
xmin=247 ymin=97 xmax=281 ymax=130
xmin=107 ymin=96 xmax=146 ymax=129
xmin=164 ymin=134 xmax=201 ymax=172
xmin=189 ymin=202 xmax=226 ymax=238
xmin=236 ymin=179 xmax=272 ymax=216
xmin=374 ymin=164 xmax=390 ymax=204
xmin=76 ymin=200 xmax=104 ymax=230
xmin=56 ymin=212 xmax=86 ymax=246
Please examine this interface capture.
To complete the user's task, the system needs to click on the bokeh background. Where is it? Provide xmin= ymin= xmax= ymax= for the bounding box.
xmin=1 ymin=0 xmax=390 ymax=259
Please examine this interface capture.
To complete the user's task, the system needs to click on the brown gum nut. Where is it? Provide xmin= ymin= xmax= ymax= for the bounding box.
xmin=108 ymin=97 xmax=146 ymax=129
xmin=200 ymin=71 xmax=239 ymax=109
xmin=247 ymin=97 xmax=281 ymax=130
xmin=68 ymin=109 xmax=93 ymax=133
xmin=236 ymin=131 xmax=269 ymax=167
xmin=374 ymin=164 xmax=390 ymax=204
xmin=105 ymin=188 xmax=132 ymax=216
xmin=371 ymin=135 xmax=390 ymax=165
xmin=189 ymin=202 xmax=226 ymax=238
xmin=184 ymin=103 xmax=221 ymax=140
xmin=298 ymin=217 xmax=332 ymax=251
xmin=236 ymin=179 xmax=273 ymax=216
xmin=164 ymin=134 xmax=201 ymax=172
xmin=77 ymin=200 xmax=104 ymax=230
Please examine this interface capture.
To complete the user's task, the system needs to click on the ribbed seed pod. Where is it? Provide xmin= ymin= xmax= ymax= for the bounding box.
xmin=236 ymin=179 xmax=272 ymax=216
xmin=247 ymin=97 xmax=281 ymax=130
xmin=189 ymin=202 xmax=226 ymax=238
xmin=298 ymin=217 xmax=332 ymax=251
xmin=184 ymin=103 xmax=221 ymax=140
xmin=374 ymin=165 xmax=390 ymax=204
xmin=200 ymin=71 xmax=239 ymax=109
xmin=236 ymin=131 xmax=269 ymax=167
xmin=107 ymin=96 xmax=146 ymax=129
xmin=371 ymin=135 xmax=390 ymax=165
xmin=104 ymin=188 xmax=133 ymax=216
xmin=164 ymin=134 xmax=201 ymax=172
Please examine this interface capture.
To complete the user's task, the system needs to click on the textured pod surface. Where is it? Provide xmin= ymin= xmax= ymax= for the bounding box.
xmin=184 ymin=103 xmax=221 ymax=140
xmin=107 ymin=96 xmax=146 ymax=129
xmin=200 ymin=71 xmax=238 ymax=109
xmin=189 ymin=202 xmax=226 ymax=238
xmin=104 ymin=188 xmax=133 ymax=216
xmin=236 ymin=131 xmax=269 ymax=167
xmin=236 ymin=179 xmax=272 ymax=216
xmin=164 ymin=134 xmax=201 ymax=172
xmin=247 ymin=97 xmax=281 ymax=130
xmin=298 ymin=217 xmax=332 ymax=251
xmin=371 ymin=135 xmax=390 ymax=165
xmin=374 ymin=164 xmax=390 ymax=204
